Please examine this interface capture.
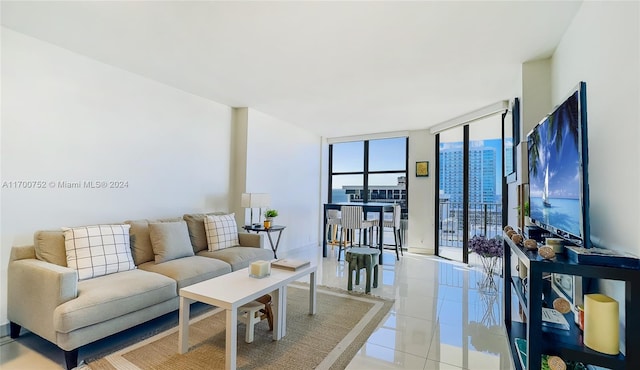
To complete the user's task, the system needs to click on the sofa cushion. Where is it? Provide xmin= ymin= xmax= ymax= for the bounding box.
xmin=34 ymin=230 xmax=67 ymax=267
xmin=197 ymin=247 xmax=273 ymax=271
xmin=183 ymin=212 xmax=226 ymax=253
xmin=205 ymin=214 xmax=239 ymax=251
xmin=138 ymin=256 xmax=231 ymax=291
xmin=125 ymin=217 xmax=183 ymax=266
xmin=62 ymin=225 xmax=136 ymax=281
xmin=148 ymin=221 xmax=194 ymax=263
xmin=53 ymin=269 xmax=176 ymax=333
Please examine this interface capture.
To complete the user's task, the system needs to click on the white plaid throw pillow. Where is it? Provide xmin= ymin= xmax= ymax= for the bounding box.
xmin=204 ymin=214 xmax=239 ymax=251
xmin=62 ymin=224 xmax=136 ymax=280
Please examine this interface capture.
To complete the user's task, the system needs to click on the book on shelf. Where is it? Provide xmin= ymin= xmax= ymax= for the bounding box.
xmin=271 ymin=259 xmax=310 ymax=271
xmin=541 ymin=307 xmax=570 ymax=330
xmin=515 ymin=338 xmax=528 ymax=370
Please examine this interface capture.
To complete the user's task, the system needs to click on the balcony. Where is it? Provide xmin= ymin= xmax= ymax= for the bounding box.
xmin=438 ymin=200 xmax=503 ymax=270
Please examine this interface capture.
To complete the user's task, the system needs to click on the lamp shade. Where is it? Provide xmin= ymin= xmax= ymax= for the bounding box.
xmin=241 ymin=193 xmax=271 ymax=208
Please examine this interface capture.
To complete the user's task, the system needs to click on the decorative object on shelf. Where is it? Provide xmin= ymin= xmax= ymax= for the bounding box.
xmin=524 ymin=238 xmax=538 ymax=250
xmin=553 ymin=297 xmax=572 ymax=314
xmin=541 ymin=307 xmax=570 ymax=330
xmin=249 ymin=260 xmax=271 ymax=279
xmin=584 ymin=293 xmax=619 ymax=355
xmin=539 ymin=245 xmax=556 ymax=260
xmin=577 ymin=305 xmax=585 ymax=330
xmin=415 ymin=161 xmax=429 ymax=177
xmin=547 ymin=355 xmax=567 ymax=370
xmin=241 ymin=193 xmax=271 ymax=226
xmin=507 ymin=229 xmax=517 ymax=238
xmin=263 ymin=209 xmax=278 ymax=229
xmin=546 ymin=237 xmax=565 ymax=253
xmin=469 ymin=235 xmax=503 ymax=292
xmin=504 ymin=225 xmax=513 ymax=232
xmin=515 ymin=339 xmax=569 ymax=370
xmin=511 ymin=233 xmax=523 ymax=245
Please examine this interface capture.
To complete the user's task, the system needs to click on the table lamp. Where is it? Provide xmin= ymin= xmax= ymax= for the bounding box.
xmin=241 ymin=193 xmax=271 ymax=226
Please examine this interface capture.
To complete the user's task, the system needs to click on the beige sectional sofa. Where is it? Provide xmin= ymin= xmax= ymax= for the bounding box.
xmin=7 ymin=213 xmax=272 ymax=370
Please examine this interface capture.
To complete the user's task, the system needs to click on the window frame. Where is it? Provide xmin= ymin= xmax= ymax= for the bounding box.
xmin=328 ymin=137 xmax=409 ymax=206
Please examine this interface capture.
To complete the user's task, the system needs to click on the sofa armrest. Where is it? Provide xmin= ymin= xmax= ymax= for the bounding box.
xmin=238 ymin=232 xmax=264 ymax=248
xmin=8 ymin=256 xmax=78 ymax=343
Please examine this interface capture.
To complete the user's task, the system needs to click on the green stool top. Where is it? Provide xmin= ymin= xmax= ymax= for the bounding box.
xmin=347 ymin=247 xmax=381 ymax=258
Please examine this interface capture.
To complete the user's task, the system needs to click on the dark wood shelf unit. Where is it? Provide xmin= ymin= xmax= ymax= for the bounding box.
xmin=503 ymin=233 xmax=640 ymax=370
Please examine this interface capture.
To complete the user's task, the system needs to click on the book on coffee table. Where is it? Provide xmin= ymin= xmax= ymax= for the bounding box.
xmin=271 ymin=259 xmax=310 ymax=271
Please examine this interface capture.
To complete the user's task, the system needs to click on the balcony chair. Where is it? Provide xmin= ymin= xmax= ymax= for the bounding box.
xmin=383 ymin=204 xmax=404 ymax=260
xmin=369 ymin=204 xmax=403 ymax=260
xmin=325 ymin=209 xmax=341 ymax=251
xmin=338 ymin=206 xmax=375 ymax=261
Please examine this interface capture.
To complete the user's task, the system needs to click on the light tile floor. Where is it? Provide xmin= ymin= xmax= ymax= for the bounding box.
xmin=0 ymin=247 xmax=515 ymax=370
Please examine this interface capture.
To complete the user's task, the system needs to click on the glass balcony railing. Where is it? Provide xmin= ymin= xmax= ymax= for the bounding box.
xmin=439 ymin=200 xmax=503 ymax=248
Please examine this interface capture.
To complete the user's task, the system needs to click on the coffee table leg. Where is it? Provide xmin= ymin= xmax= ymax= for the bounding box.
xmin=281 ymin=286 xmax=288 ymax=337
xmin=272 ymin=288 xmax=282 ymax=340
xmin=309 ymin=271 xmax=317 ymax=314
xmin=178 ymin=297 xmax=193 ymax=354
xmin=226 ymin=308 xmax=237 ymax=370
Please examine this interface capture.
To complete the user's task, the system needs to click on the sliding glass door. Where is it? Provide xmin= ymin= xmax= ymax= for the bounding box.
xmin=436 ymin=116 xmax=504 ymax=264
xmin=437 ymin=126 xmax=466 ymax=262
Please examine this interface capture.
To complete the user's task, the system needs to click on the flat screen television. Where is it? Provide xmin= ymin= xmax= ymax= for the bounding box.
xmin=527 ymin=82 xmax=590 ymax=248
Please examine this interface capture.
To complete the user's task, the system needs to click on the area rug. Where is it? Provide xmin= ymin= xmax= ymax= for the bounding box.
xmin=85 ymin=284 xmax=394 ymax=370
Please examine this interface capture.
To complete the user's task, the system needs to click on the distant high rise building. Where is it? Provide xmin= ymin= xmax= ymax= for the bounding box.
xmin=439 ymin=143 xmax=496 ymax=205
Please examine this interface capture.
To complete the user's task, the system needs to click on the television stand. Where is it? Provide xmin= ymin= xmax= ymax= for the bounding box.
xmin=503 ymin=232 xmax=640 ymax=369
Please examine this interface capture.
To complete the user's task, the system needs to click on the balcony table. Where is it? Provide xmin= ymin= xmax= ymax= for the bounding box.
xmin=323 ymin=202 xmax=394 ymax=265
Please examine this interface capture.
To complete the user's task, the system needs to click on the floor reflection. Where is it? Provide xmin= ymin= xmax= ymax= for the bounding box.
xmin=288 ymin=247 xmax=515 ymax=370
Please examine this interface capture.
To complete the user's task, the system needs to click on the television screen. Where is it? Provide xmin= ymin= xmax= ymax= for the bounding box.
xmin=528 ymin=82 xmax=590 ymax=247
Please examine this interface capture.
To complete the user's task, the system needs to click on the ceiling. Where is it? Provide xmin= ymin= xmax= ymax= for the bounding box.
xmin=1 ymin=1 xmax=582 ymax=138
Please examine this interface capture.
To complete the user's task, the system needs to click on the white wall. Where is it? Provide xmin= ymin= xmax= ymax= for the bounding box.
xmin=550 ymin=1 xmax=639 ymax=354
xmin=244 ymin=109 xmax=322 ymax=255
xmin=552 ymin=1 xmax=639 ymax=256
xmin=0 ymin=29 xmax=234 ymax=326
xmin=408 ymin=129 xmax=436 ymax=254
xmin=522 ymin=59 xmax=552 ymax=136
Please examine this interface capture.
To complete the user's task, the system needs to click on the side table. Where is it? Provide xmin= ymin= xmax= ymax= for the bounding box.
xmin=243 ymin=225 xmax=286 ymax=259
xmin=346 ymin=247 xmax=380 ymax=294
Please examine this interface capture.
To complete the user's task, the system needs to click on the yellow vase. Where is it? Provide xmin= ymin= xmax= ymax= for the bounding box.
xmin=263 ymin=220 xmax=271 ymax=229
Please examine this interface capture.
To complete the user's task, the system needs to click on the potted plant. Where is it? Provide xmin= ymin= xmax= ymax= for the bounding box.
xmin=263 ymin=209 xmax=278 ymax=228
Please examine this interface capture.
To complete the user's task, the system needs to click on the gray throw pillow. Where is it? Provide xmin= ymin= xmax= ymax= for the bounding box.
xmin=148 ymin=221 xmax=194 ymax=263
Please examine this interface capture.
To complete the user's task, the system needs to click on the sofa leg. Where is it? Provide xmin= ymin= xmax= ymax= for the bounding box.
xmin=64 ymin=349 xmax=78 ymax=370
xmin=9 ymin=322 xmax=21 ymax=338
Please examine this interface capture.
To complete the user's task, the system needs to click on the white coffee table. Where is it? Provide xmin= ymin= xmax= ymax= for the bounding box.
xmin=178 ymin=263 xmax=317 ymax=370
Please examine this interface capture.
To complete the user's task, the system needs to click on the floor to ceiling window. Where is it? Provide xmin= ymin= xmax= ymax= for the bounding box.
xmin=329 ymin=137 xmax=408 ymax=246
xmin=436 ymin=114 xmax=505 ymax=264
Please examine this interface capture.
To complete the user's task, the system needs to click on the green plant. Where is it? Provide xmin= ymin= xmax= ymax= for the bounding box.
xmin=516 ymin=201 xmax=530 ymax=217
xmin=264 ymin=209 xmax=278 ymax=218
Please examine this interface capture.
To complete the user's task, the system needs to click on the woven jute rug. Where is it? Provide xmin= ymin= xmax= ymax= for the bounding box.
xmin=85 ymin=284 xmax=394 ymax=370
